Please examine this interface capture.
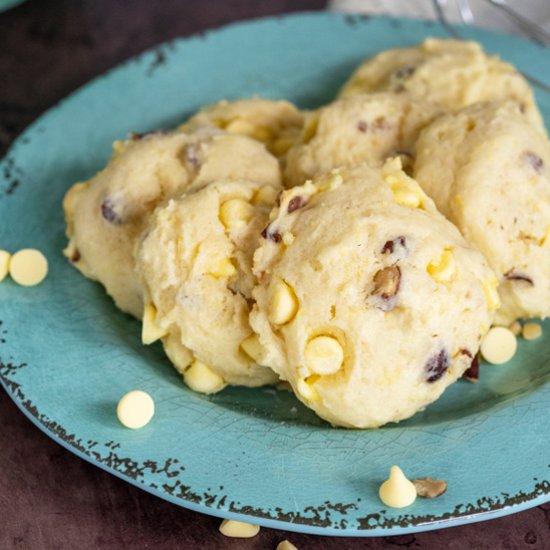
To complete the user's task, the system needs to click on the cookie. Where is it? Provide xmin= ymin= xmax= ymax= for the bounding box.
xmin=250 ymin=160 xmax=496 ymax=428
xmin=137 ymin=179 xmax=279 ymax=389
xmin=339 ymin=38 xmax=545 ymax=133
xmin=63 ymin=130 xmax=281 ymax=317
xmin=284 ymin=93 xmax=442 ymax=187
xmin=414 ymin=100 xmax=550 ymax=324
xmin=178 ymin=98 xmax=304 ymax=158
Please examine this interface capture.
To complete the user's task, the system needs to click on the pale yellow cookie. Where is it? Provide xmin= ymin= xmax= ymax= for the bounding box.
xmin=284 ymin=93 xmax=442 ymax=187
xmin=251 ymin=161 xmax=495 ymax=428
xmin=414 ymin=100 xmax=550 ymax=324
xmin=137 ymin=179 xmax=279 ymax=390
xmin=178 ymin=98 xmax=304 ymax=157
xmin=340 ymin=38 xmax=545 ymax=132
xmin=63 ymin=131 xmax=281 ymax=317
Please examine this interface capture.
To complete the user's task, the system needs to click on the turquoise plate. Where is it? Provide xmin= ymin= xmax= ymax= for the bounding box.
xmin=1 ymin=12 xmax=550 ymax=537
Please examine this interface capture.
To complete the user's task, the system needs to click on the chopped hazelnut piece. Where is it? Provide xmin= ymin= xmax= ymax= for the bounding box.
xmin=412 ymin=477 xmax=447 ymax=498
xmin=371 ymin=265 xmax=401 ymax=311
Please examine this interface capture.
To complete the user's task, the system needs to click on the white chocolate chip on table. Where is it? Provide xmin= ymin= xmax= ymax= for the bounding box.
xmin=277 ymin=541 xmax=299 ymax=550
xmin=379 ymin=466 xmax=417 ymax=508
xmin=0 ymin=250 xmax=10 ymax=282
xmin=480 ymin=326 xmax=517 ymax=364
xmin=218 ymin=519 xmax=260 ymax=538
xmin=116 ymin=390 xmax=155 ymax=429
xmin=9 ymin=248 xmax=48 ymax=286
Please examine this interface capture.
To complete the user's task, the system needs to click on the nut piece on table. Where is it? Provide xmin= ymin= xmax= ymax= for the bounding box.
xmin=412 ymin=477 xmax=448 ymax=498
xmin=219 ymin=519 xmax=260 ymax=538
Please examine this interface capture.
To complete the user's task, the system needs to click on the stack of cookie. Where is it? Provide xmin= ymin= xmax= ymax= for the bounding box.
xmin=63 ymin=39 xmax=550 ymax=428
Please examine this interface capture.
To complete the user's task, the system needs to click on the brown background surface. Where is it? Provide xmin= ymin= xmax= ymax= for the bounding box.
xmin=1 ymin=1 xmax=549 ymax=548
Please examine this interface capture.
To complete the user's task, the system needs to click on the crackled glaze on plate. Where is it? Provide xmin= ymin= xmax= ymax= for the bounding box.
xmin=1 ymin=13 xmax=550 ymax=537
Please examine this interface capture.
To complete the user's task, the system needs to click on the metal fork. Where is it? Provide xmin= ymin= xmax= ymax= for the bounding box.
xmin=433 ymin=0 xmax=550 ymax=93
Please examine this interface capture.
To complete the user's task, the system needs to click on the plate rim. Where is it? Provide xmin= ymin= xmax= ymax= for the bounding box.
xmin=2 ymin=10 xmax=550 ymax=537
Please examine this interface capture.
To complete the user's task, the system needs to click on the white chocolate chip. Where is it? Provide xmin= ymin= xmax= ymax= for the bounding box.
xmin=240 ymin=334 xmax=264 ymax=363
xmin=0 ymin=250 xmax=10 ymax=282
xmin=508 ymin=320 xmax=522 ymax=336
xmin=253 ymin=185 xmax=279 ymax=205
xmin=379 ymin=465 xmax=417 ymax=508
xmin=305 ymin=335 xmax=344 ymax=375
xmin=268 ymin=280 xmax=299 ymax=325
xmin=183 ymin=359 xmax=226 ymax=394
xmin=522 ymin=322 xmax=542 ymax=341
xmin=219 ymin=199 xmax=254 ymax=230
xmin=9 ymin=248 xmax=48 ymax=286
xmin=481 ymin=277 xmax=501 ymax=310
xmin=282 ymin=232 xmax=295 ymax=246
xmin=207 ymin=258 xmax=236 ymax=278
xmin=480 ymin=326 xmax=517 ymax=364
xmin=296 ymin=375 xmax=320 ymax=402
xmin=277 ymin=541 xmax=299 ymax=550
xmin=142 ymin=303 xmax=168 ymax=345
xmin=116 ymin=390 xmax=155 ymax=429
xmin=427 ymin=249 xmax=456 ymax=283
xmin=219 ymin=519 xmax=260 ymax=538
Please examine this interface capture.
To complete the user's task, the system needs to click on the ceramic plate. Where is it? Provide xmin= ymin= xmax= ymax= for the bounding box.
xmin=2 ymin=13 xmax=550 ymax=537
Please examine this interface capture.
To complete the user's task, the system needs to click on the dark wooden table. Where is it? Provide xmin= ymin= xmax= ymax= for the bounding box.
xmin=1 ymin=1 xmax=549 ymax=548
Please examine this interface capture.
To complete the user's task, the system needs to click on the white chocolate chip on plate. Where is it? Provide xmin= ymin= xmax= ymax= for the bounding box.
xmin=183 ymin=359 xmax=227 ymax=394
xmin=0 ymin=250 xmax=10 ymax=282
xmin=480 ymin=326 xmax=517 ymax=364
xmin=379 ymin=465 xmax=417 ymax=508
xmin=116 ymin=390 xmax=155 ymax=429
xmin=219 ymin=519 xmax=260 ymax=538
xmin=522 ymin=322 xmax=542 ymax=341
xmin=9 ymin=248 xmax=48 ymax=286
